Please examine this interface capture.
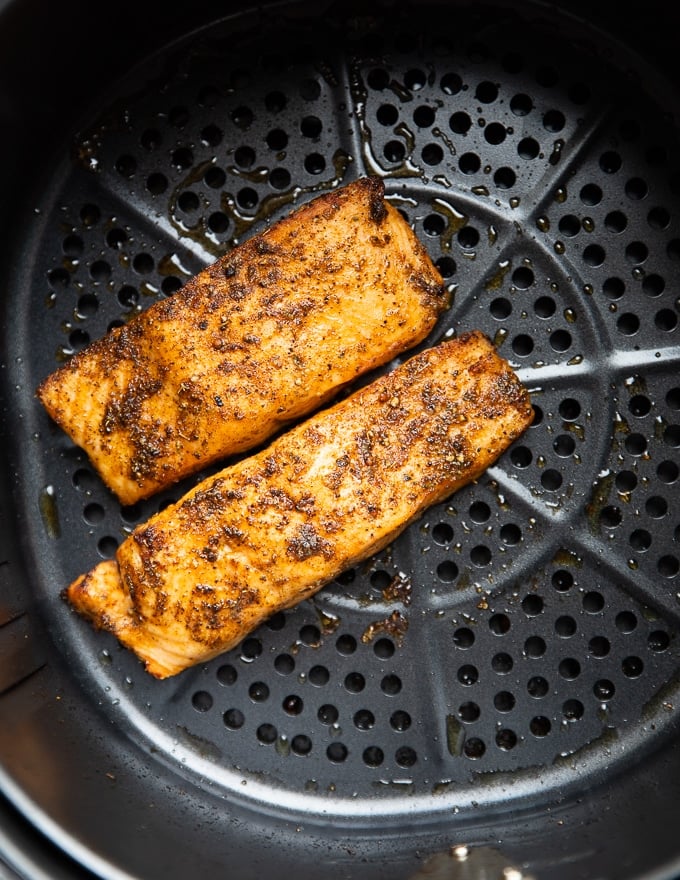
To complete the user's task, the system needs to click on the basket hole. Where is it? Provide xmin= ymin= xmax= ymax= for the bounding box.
xmin=437 ymin=560 xmax=459 ymax=582
xmin=494 ymin=691 xmax=516 ymax=712
xmin=555 ymin=615 xmax=577 ymax=637
xmin=336 ymin=634 xmax=357 ymax=655
xmin=463 ymin=738 xmax=486 ymax=759
xmin=292 ymin=735 xmax=312 ymax=756
xmin=582 ymin=592 xmax=604 ymax=617
xmin=248 ymin=682 xmax=269 ymax=702
xmin=457 ymin=665 xmax=478 ymax=686
xmin=605 ymin=210 xmax=627 ymax=233
xmin=433 ymin=522 xmax=454 ymax=544
xmin=521 ymin=594 xmax=544 ymax=616
xmin=441 ymin=72 xmax=463 ymax=95
xmin=363 ymin=746 xmax=384 ymax=767
xmin=593 ymin=679 xmax=615 ymax=701
xmin=527 ymin=675 xmax=549 ymax=697
xmin=490 ymin=297 xmax=512 ymax=319
xmin=510 ymin=93 xmax=532 ymax=116
xmin=459 ymin=152 xmax=481 ymax=174
xmin=453 ymin=627 xmax=475 ymax=648
xmin=326 ymin=743 xmax=348 ymax=763
xmin=649 ymin=631 xmax=670 ymax=652
xmin=563 ymin=699 xmax=584 ymax=721
xmin=354 ymin=709 xmax=374 ymax=730
xmin=496 ymin=728 xmax=518 ymax=750
xmin=494 ymin=167 xmax=516 ymax=189
xmin=580 ymin=183 xmax=602 ymax=205
xmin=390 ymin=710 xmax=412 ymax=731
xmin=530 ymin=716 xmax=551 ymax=737
xmin=500 ymin=523 xmax=522 ymax=545
xmin=318 ymin=704 xmax=338 ymax=725
xmin=615 ymin=611 xmax=637 ymax=633
xmin=223 ymin=709 xmax=244 ymax=730
xmin=304 ymin=153 xmax=326 ymax=174
xmin=484 ymin=122 xmax=506 ymax=144
xmin=589 ymin=636 xmax=611 ymax=658
xmin=459 ymin=701 xmax=481 ymax=722
xmin=524 ymin=636 xmax=546 ymax=658
xmin=274 ymin=654 xmax=295 ymax=675
xmin=308 ymin=664 xmax=329 ymax=685
xmin=599 ymin=150 xmax=622 ymax=173
xmin=449 ymin=111 xmax=472 ymax=134
xmin=517 ymin=137 xmax=539 ymax=159
xmin=553 ymin=435 xmax=575 ymax=457
xmin=491 ymin=652 xmax=513 ymax=674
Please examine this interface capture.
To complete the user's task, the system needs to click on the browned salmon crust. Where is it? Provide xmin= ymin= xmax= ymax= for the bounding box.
xmin=36 ymin=177 xmax=447 ymax=505
xmin=65 ymin=331 xmax=534 ymax=679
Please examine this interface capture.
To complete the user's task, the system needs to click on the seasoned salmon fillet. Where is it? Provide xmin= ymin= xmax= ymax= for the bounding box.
xmin=65 ymin=331 xmax=534 ymax=679
xmin=36 ymin=177 xmax=447 ymax=505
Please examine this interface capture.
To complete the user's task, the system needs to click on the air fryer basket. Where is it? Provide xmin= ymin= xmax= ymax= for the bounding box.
xmin=2 ymin=0 xmax=680 ymax=877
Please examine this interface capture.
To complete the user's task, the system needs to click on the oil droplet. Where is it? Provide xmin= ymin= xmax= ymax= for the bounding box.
xmin=564 ymin=308 xmax=576 ymax=323
xmin=552 ymin=547 xmax=582 ymax=567
xmin=567 ymin=354 xmax=584 ymax=365
xmin=583 ymin=284 xmax=594 ymax=296
xmin=628 ymin=559 xmax=639 ymax=570
xmin=549 ymin=139 xmax=564 ymax=165
xmin=582 ymin=217 xmax=595 ymax=232
xmin=140 ymin=281 xmax=159 ymax=297
xmin=493 ymin=327 xmax=508 ymax=347
xmin=554 ymin=186 xmax=568 ymax=203
xmin=99 ymin=649 xmax=112 ymax=666
xmin=487 ymin=224 xmax=498 ymax=245
xmin=509 ymin=196 xmax=521 ymax=209
xmin=484 ymin=259 xmax=512 ymax=291
xmin=39 ymin=485 xmax=60 ymax=538
xmin=446 ymin=714 xmax=465 ymax=756
xmin=471 ymin=185 xmax=489 ymax=197
xmin=432 ymin=198 xmax=469 ymax=250
xmin=432 ymin=172 xmax=453 ymax=188
xmin=554 ymin=241 xmax=565 ymax=254
xmin=315 ymin=605 xmax=341 ymax=634
xmin=157 ymin=252 xmax=194 ymax=278
xmin=550 ymin=281 xmax=560 ymax=293
xmin=536 ymin=216 xmax=550 ymax=233
xmin=276 ymin=735 xmax=291 ymax=757
xmin=586 ymin=472 xmax=615 ymax=535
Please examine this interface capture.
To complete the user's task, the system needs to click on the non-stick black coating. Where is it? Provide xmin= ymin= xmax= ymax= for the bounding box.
xmin=2 ymin=1 xmax=680 ymax=879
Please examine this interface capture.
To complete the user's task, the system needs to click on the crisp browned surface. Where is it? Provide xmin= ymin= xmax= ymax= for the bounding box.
xmin=66 ymin=331 xmax=534 ymax=679
xmin=37 ymin=177 xmax=447 ymax=505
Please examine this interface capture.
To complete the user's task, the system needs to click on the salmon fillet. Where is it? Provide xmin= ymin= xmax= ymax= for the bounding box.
xmin=65 ymin=331 xmax=534 ymax=679
xmin=36 ymin=176 xmax=447 ymax=505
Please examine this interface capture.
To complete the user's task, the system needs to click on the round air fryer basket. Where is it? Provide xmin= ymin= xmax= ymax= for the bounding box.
xmin=2 ymin=0 xmax=680 ymax=877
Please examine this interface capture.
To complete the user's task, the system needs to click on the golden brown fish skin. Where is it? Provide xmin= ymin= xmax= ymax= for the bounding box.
xmin=65 ymin=331 xmax=534 ymax=679
xmin=37 ymin=177 xmax=447 ymax=505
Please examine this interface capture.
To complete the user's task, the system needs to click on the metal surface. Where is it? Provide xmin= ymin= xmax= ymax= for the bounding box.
xmin=2 ymin=0 xmax=680 ymax=877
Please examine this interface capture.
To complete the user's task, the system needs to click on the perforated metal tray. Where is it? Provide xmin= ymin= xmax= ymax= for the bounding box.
xmin=2 ymin=1 xmax=680 ymax=878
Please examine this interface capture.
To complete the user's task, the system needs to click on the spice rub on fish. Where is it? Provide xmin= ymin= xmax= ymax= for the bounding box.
xmin=65 ymin=331 xmax=534 ymax=679
xmin=36 ymin=176 xmax=447 ymax=505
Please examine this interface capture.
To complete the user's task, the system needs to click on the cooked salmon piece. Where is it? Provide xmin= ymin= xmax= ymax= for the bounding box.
xmin=65 ymin=331 xmax=534 ymax=679
xmin=36 ymin=177 xmax=447 ymax=505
